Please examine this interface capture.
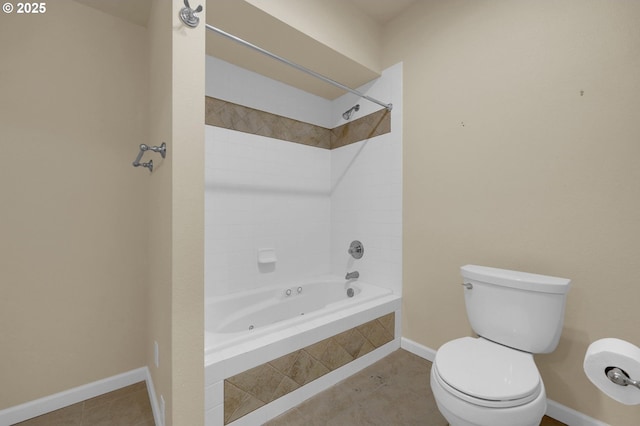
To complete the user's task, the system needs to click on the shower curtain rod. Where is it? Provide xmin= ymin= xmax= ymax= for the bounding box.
xmin=205 ymin=23 xmax=393 ymax=112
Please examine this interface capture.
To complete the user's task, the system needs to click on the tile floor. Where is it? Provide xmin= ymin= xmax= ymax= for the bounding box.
xmin=266 ymin=349 xmax=567 ymax=426
xmin=12 ymin=349 xmax=566 ymax=426
xmin=13 ymin=381 xmax=154 ymax=426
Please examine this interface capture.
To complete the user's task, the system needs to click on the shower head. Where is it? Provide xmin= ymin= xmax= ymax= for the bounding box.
xmin=342 ymin=104 xmax=360 ymax=120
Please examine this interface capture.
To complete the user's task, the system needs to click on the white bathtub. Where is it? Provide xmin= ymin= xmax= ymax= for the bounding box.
xmin=205 ymin=276 xmax=393 ymax=355
xmin=204 ymin=276 xmax=401 ymax=425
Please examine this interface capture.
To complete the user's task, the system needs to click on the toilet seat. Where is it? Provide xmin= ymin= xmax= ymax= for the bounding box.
xmin=434 ymin=337 xmax=542 ymax=408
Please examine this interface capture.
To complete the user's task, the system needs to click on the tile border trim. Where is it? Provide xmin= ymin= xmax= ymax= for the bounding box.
xmin=205 ymin=96 xmax=391 ymax=150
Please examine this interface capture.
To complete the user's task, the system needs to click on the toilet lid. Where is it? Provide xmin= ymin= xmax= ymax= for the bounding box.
xmin=435 ymin=337 xmax=541 ymax=405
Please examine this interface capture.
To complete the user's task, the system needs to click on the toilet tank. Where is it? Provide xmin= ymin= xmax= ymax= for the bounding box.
xmin=461 ymin=265 xmax=571 ymax=354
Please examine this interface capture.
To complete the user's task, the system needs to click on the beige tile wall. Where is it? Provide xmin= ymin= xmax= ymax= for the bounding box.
xmin=205 ymin=96 xmax=391 ymax=150
xmin=330 ymin=108 xmax=391 ymax=149
xmin=223 ymin=313 xmax=395 ymax=424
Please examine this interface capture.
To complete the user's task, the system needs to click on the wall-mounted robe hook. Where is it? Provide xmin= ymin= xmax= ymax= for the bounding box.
xmin=179 ymin=0 xmax=202 ymax=28
xmin=133 ymin=142 xmax=166 ymax=173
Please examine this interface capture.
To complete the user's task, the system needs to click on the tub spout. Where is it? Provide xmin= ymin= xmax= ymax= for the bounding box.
xmin=345 ymin=271 xmax=359 ymax=280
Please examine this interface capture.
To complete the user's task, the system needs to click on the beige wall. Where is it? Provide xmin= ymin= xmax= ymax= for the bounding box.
xmin=5 ymin=1 xmax=639 ymax=424
xmin=169 ymin=0 xmax=205 ymax=424
xmin=0 ymin=1 xmax=204 ymax=423
xmin=147 ymin=0 xmax=173 ymax=422
xmin=0 ymin=0 xmax=149 ymax=408
xmin=205 ymin=0 xmax=380 ymax=100
xmin=245 ymin=0 xmax=381 ymax=73
xmin=147 ymin=0 xmax=205 ymax=425
xmin=383 ymin=1 xmax=640 ymax=425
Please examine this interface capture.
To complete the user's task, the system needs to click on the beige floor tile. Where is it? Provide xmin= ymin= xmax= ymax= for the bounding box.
xmin=267 ymin=349 xmax=566 ymax=426
xmin=14 ymin=402 xmax=84 ymax=426
xmin=109 ymin=389 xmax=154 ymax=425
xmin=83 ymin=382 xmax=146 ymax=410
xmin=265 ymin=408 xmax=323 ymax=426
xmin=132 ymin=420 xmax=155 ymax=426
xmin=541 ymin=416 xmax=568 ymax=426
xmin=13 ymin=382 xmax=154 ymax=426
xmin=12 ymin=350 xmax=565 ymax=426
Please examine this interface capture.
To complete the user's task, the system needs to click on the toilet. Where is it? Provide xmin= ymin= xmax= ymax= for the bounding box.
xmin=430 ymin=265 xmax=571 ymax=426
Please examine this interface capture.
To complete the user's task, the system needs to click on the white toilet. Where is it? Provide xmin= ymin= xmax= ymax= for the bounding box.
xmin=430 ymin=265 xmax=571 ymax=426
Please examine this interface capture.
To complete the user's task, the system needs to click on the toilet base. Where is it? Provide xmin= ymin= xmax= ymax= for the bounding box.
xmin=430 ymin=367 xmax=546 ymax=426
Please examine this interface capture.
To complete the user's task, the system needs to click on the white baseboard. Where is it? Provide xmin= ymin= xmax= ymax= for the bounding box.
xmin=144 ymin=368 xmax=163 ymax=426
xmin=546 ymin=399 xmax=610 ymax=426
xmin=401 ymin=336 xmax=436 ymax=361
xmin=0 ymin=366 xmax=160 ymax=426
xmin=400 ymin=337 xmax=610 ymax=426
xmin=0 ymin=350 xmax=610 ymax=426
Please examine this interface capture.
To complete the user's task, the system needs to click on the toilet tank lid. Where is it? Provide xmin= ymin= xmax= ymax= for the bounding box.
xmin=461 ymin=265 xmax=571 ymax=294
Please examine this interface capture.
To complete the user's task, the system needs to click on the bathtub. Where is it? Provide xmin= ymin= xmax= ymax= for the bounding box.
xmin=204 ymin=275 xmax=401 ymax=425
xmin=205 ymin=276 xmax=394 ymax=354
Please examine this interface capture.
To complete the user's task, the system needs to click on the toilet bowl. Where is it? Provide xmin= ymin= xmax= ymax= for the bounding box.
xmin=430 ymin=265 xmax=571 ymax=426
xmin=430 ymin=337 xmax=547 ymax=426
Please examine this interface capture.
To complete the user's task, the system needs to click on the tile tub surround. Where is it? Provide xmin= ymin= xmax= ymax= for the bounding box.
xmin=266 ymin=349 xmax=566 ymax=426
xmin=204 ymin=62 xmax=402 ymax=300
xmin=205 ymin=96 xmax=391 ymax=150
xmin=223 ymin=313 xmax=394 ymax=424
xmin=13 ymin=382 xmax=154 ymax=426
xmin=204 ymin=110 xmax=401 ymax=298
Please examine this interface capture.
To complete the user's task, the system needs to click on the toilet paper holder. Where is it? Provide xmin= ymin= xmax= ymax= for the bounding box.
xmin=606 ymin=367 xmax=640 ymax=390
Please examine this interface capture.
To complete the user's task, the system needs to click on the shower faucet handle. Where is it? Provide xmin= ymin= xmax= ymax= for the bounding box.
xmin=348 ymin=240 xmax=364 ymax=259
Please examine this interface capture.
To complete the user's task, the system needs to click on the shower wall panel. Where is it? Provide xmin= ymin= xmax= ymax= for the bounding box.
xmin=205 ymin=56 xmax=402 ymax=298
xmin=330 ymin=63 xmax=403 ymax=296
xmin=205 ymin=126 xmax=331 ymax=297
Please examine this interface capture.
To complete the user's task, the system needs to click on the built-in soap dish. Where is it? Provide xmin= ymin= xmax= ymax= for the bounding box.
xmin=257 ymin=248 xmax=277 ymax=264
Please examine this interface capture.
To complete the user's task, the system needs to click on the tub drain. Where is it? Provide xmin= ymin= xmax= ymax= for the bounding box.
xmin=248 ymin=325 xmax=254 ymax=330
